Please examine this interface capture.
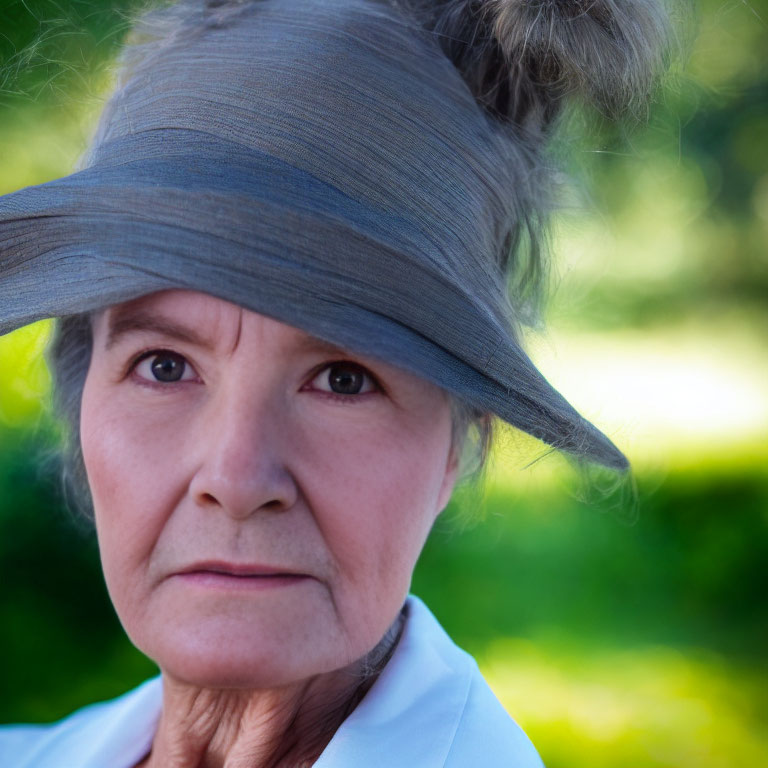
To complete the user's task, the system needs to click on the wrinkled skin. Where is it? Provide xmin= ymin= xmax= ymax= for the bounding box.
xmin=80 ymin=289 xmax=460 ymax=767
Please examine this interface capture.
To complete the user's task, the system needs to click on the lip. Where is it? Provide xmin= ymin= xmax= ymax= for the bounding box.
xmin=169 ymin=561 xmax=314 ymax=590
xmin=175 ymin=560 xmax=309 ymax=577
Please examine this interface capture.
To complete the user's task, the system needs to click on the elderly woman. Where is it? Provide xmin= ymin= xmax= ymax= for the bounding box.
xmin=0 ymin=0 xmax=670 ymax=765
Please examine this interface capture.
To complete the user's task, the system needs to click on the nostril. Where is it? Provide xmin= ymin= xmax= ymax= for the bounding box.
xmin=196 ymin=491 xmax=288 ymax=514
xmin=190 ymin=463 xmax=299 ymax=517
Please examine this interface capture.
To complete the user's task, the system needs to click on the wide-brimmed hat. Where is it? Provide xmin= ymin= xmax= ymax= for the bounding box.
xmin=0 ymin=0 xmax=668 ymax=470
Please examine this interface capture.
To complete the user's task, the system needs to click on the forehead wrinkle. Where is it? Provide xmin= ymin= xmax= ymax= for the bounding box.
xmin=105 ymin=293 xmax=368 ymax=363
xmin=229 ymin=307 xmax=243 ymax=356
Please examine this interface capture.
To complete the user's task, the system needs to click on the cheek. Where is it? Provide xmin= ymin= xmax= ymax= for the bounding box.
xmin=298 ymin=412 xmax=450 ymax=635
xmin=79 ymin=380 xmax=184 ymax=614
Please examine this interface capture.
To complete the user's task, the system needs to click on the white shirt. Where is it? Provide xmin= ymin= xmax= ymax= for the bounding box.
xmin=0 ymin=595 xmax=543 ymax=767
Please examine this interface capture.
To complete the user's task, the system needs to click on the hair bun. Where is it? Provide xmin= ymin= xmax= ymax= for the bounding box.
xmin=407 ymin=0 xmax=672 ymax=129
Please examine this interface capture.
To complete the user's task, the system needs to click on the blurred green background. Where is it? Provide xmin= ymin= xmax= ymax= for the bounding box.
xmin=1 ymin=1 xmax=766 ymax=765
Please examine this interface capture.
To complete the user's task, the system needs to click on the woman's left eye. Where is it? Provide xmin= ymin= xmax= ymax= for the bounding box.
xmin=310 ymin=362 xmax=378 ymax=397
xmin=133 ymin=351 xmax=196 ymax=383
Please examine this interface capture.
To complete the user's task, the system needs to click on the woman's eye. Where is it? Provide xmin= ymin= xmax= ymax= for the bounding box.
xmin=134 ymin=351 xmax=196 ymax=383
xmin=311 ymin=362 xmax=377 ymax=397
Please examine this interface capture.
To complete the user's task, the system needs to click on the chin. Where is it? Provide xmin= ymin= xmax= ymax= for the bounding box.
xmin=133 ymin=606 xmax=354 ymax=690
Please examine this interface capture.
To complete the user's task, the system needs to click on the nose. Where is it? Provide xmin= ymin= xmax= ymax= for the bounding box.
xmin=188 ymin=388 xmax=299 ymax=520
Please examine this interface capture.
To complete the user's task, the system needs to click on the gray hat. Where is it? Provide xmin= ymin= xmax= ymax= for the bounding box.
xmin=0 ymin=0 xmax=669 ymax=470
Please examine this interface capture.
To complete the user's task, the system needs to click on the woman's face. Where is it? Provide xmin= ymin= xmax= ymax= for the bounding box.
xmin=80 ymin=289 xmax=459 ymax=689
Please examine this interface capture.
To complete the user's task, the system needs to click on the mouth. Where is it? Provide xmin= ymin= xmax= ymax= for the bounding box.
xmin=171 ymin=561 xmax=313 ymax=590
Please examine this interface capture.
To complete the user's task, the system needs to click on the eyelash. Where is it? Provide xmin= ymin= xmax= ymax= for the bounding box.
xmin=126 ymin=348 xmax=383 ymax=403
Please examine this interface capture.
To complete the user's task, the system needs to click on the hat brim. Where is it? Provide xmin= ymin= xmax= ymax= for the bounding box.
xmin=0 ymin=148 xmax=628 ymax=471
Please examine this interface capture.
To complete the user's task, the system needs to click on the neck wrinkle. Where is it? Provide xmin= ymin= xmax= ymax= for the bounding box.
xmin=137 ymin=608 xmax=407 ymax=768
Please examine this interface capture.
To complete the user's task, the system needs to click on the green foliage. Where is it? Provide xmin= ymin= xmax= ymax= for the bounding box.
xmin=416 ymin=473 xmax=768 ymax=659
xmin=0 ymin=427 xmax=158 ymax=723
xmin=0 ymin=0 xmax=143 ymax=108
xmin=543 ymin=0 xmax=768 ymax=330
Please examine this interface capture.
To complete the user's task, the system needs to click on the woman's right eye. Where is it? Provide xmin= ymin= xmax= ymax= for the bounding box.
xmin=133 ymin=350 xmax=196 ymax=384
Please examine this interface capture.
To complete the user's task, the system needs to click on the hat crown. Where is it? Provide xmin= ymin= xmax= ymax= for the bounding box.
xmin=85 ymin=0 xmax=524 ymax=332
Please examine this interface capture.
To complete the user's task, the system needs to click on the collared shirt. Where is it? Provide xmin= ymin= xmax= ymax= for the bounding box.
xmin=0 ymin=595 xmax=543 ymax=767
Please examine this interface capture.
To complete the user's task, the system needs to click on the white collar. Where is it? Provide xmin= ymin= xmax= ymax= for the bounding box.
xmin=24 ymin=595 xmax=541 ymax=767
xmin=315 ymin=594 xmax=477 ymax=766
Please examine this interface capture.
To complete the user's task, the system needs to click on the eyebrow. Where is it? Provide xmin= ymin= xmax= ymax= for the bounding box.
xmin=104 ymin=308 xmax=355 ymax=358
xmin=105 ymin=311 xmax=212 ymax=351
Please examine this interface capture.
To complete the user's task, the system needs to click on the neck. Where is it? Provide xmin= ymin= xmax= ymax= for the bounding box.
xmin=136 ymin=612 xmax=404 ymax=768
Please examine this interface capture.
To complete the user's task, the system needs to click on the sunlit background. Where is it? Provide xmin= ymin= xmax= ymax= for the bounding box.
xmin=1 ymin=1 xmax=766 ymax=765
